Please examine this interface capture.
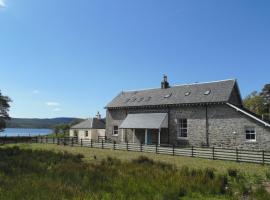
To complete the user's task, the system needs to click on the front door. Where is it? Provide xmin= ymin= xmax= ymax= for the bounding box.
xmin=147 ymin=130 xmax=152 ymax=144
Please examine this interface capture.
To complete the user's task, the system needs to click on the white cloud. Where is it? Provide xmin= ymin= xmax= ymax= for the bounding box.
xmin=33 ymin=90 xmax=40 ymax=94
xmin=46 ymin=102 xmax=60 ymax=107
xmin=53 ymin=108 xmax=61 ymax=112
xmin=0 ymin=0 xmax=6 ymax=8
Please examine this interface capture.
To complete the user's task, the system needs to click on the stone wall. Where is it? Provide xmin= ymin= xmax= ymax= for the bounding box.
xmin=106 ymin=104 xmax=270 ymax=150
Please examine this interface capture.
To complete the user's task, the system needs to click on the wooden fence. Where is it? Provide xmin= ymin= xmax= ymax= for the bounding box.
xmin=29 ymin=137 xmax=270 ymax=165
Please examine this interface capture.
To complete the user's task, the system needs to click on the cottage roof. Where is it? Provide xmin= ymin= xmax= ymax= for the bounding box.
xmin=106 ymin=79 xmax=241 ymax=109
xmin=71 ymin=118 xmax=105 ymax=129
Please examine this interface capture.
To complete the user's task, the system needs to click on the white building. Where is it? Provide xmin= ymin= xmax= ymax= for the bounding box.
xmin=69 ymin=112 xmax=106 ymax=141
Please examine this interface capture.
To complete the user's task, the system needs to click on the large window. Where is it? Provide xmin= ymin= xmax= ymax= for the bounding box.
xmin=245 ymin=127 xmax=256 ymax=141
xmin=177 ymin=119 xmax=187 ymax=138
xmin=113 ymin=126 xmax=119 ymax=135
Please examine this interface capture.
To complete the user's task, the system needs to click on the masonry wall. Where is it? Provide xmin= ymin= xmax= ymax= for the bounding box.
xmin=106 ymin=105 xmax=270 ymax=150
xmin=207 ymin=105 xmax=270 ymax=150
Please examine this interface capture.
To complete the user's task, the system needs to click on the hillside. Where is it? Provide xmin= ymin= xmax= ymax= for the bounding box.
xmin=6 ymin=118 xmax=82 ymax=129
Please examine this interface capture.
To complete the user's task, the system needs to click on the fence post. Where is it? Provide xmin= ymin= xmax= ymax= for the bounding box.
xmin=71 ymin=137 xmax=74 ymax=147
xmin=113 ymin=141 xmax=116 ymax=150
xmin=191 ymin=146 xmax=194 ymax=157
xmin=236 ymin=148 xmax=239 ymax=162
xmin=172 ymin=144 xmax=175 ymax=156
xmin=36 ymin=136 xmax=38 ymax=143
xmin=262 ymin=150 xmax=265 ymax=165
xmin=52 ymin=137 xmax=54 ymax=144
xmin=81 ymin=139 xmax=83 ymax=147
xmin=156 ymin=143 xmax=158 ymax=154
xmin=212 ymin=146 xmax=215 ymax=160
xmin=90 ymin=139 xmax=92 ymax=148
xmin=127 ymin=141 xmax=129 ymax=151
xmin=102 ymin=140 xmax=104 ymax=149
xmin=46 ymin=136 xmax=48 ymax=144
xmin=140 ymin=142 xmax=143 ymax=152
xmin=57 ymin=138 xmax=59 ymax=145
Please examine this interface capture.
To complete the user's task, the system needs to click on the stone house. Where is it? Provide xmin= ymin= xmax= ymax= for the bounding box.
xmin=70 ymin=112 xmax=106 ymax=141
xmin=105 ymin=76 xmax=270 ymax=150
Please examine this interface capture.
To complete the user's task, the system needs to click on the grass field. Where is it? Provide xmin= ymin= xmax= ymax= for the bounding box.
xmin=1 ymin=143 xmax=270 ymax=199
xmin=13 ymin=143 xmax=270 ymax=179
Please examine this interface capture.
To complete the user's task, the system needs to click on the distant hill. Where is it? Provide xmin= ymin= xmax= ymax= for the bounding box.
xmin=6 ymin=118 xmax=83 ymax=129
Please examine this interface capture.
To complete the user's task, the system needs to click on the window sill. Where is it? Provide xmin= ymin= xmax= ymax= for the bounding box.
xmin=112 ymin=134 xmax=119 ymax=137
xmin=246 ymin=140 xmax=257 ymax=143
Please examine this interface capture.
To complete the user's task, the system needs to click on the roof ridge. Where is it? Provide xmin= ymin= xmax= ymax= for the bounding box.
xmin=122 ymin=79 xmax=236 ymax=93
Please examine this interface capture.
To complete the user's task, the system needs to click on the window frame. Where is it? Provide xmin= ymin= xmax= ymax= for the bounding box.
xmin=113 ymin=126 xmax=119 ymax=136
xmin=85 ymin=130 xmax=89 ymax=137
xmin=245 ymin=127 xmax=256 ymax=142
xmin=176 ymin=118 xmax=188 ymax=139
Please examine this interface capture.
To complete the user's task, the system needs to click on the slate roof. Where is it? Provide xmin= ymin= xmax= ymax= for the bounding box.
xmin=106 ymin=79 xmax=239 ymax=108
xmin=70 ymin=118 xmax=105 ymax=129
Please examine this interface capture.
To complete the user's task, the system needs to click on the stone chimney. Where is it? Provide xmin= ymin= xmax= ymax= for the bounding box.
xmin=161 ymin=75 xmax=170 ymax=89
xmin=96 ymin=111 xmax=101 ymax=119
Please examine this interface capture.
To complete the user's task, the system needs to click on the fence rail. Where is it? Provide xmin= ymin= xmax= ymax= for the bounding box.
xmin=1 ymin=136 xmax=270 ymax=165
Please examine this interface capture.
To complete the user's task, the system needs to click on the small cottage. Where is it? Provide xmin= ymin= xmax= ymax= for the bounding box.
xmin=69 ymin=112 xmax=106 ymax=141
xmin=105 ymin=76 xmax=270 ymax=150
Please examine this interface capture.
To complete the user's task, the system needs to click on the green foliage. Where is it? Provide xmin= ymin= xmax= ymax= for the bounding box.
xmin=244 ymin=83 xmax=270 ymax=120
xmin=228 ymin=168 xmax=238 ymax=178
xmin=243 ymin=91 xmax=267 ymax=116
xmin=0 ymin=91 xmax=11 ymax=132
xmin=54 ymin=123 xmax=70 ymax=135
xmin=0 ymin=146 xmax=269 ymax=200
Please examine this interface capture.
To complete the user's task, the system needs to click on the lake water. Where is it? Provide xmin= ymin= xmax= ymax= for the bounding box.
xmin=0 ymin=128 xmax=53 ymax=137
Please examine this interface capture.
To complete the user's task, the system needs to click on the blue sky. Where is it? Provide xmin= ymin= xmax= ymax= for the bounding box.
xmin=0 ymin=0 xmax=269 ymax=118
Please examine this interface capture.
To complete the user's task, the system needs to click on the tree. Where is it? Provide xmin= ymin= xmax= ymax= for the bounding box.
xmin=244 ymin=85 xmax=270 ymax=120
xmin=243 ymin=91 xmax=266 ymax=115
xmin=54 ymin=124 xmax=70 ymax=135
xmin=0 ymin=91 xmax=11 ymax=131
xmin=261 ymin=84 xmax=270 ymax=119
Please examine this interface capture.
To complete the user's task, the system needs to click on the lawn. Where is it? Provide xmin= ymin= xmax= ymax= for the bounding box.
xmin=1 ymin=144 xmax=270 ymax=200
xmin=14 ymin=143 xmax=270 ymax=179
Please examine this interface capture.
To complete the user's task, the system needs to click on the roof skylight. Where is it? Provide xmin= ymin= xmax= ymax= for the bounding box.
xmin=204 ymin=90 xmax=211 ymax=95
xmin=185 ymin=92 xmax=191 ymax=96
xmin=164 ymin=93 xmax=172 ymax=98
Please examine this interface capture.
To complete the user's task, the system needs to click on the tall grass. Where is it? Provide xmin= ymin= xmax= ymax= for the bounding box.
xmin=0 ymin=147 xmax=269 ymax=200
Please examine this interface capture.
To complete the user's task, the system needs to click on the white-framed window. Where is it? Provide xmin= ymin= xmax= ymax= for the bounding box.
xmin=85 ymin=130 xmax=88 ymax=137
xmin=113 ymin=126 xmax=119 ymax=136
xmin=176 ymin=119 xmax=188 ymax=138
xmin=245 ymin=127 xmax=256 ymax=142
